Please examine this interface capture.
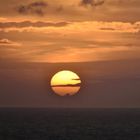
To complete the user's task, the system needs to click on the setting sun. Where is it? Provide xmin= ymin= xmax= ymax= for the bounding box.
xmin=51 ymin=70 xmax=81 ymax=96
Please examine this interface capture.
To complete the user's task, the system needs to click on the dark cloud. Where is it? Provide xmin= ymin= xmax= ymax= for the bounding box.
xmin=17 ymin=1 xmax=48 ymax=16
xmin=51 ymin=83 xmax=81 ymax=87
xmin=80 ymin=0 xmax=105 ymax=7
xmin=100 ymin=27 xmax=115 ymax=31
xmin=72 ymin=78 xmax=81 ymax=81
xmin=0 ymin=21 xmax=69 ymax=28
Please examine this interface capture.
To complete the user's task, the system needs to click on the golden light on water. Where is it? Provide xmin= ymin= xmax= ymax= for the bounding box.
xmin=50 ymin=70 xmax=81 ymax=96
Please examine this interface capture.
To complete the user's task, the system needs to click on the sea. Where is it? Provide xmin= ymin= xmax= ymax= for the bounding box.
xmin=0 ymin=108 xmax=140 ymax=140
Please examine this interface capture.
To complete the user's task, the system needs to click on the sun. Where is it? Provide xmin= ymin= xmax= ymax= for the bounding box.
xmin=50 ymin=70 xmax=81 ymax=96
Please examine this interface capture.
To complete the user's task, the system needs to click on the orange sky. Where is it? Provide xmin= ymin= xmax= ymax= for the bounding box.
xmin=0 ymin=0 xmax=140 ymax=63
xmin=0 ymin=0 xmax=140 ymax=108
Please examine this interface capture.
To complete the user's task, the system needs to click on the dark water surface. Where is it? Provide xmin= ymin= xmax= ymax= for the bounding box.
xmin=0 ymin=108 xmax=140 ymax=140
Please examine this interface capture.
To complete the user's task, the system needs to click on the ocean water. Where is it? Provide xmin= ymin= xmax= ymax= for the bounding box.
xmin=0 ymin=108 xmax=140 ymax=140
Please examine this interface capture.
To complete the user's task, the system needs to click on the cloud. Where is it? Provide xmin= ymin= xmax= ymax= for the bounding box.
xmin=16 ymin=1 xmax=65 ymax=17
xmin=0 ymin=38 xmax=20 ymax=46
xmin=0 ymin=21 xmax=69 ymax=28
xmin=100 ymin=27 xmax=115 ymax=31
xmin=0 ymin=0 xmax=140 ymax=22
xmin=72 ymin=78 xmax=81 ymax=81
xmin=51 ymin=83 xmax=81 ymax=87
xmin=0 ymin=21 xmax=140 ymax=33
xmin=0 ymin=19 xmax=140 ymax=63
xmin=0 ymin=39 xmax=12 ymax=44
xmin=0 ymin=32 xmax=140 ymax=63
xmin=0 ymin=17 xmax=7 ymax=22
xmin=80 ymin=0 xmax=105 ymax=7
xmin=17 ymin=1 xmax=48 ymax=16
xmin=66 ymin=21 xmax=140 ymax=33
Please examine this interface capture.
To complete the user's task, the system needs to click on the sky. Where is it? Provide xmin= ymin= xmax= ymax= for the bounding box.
xmin=0 ymin=0 xmax=140 ymax=108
